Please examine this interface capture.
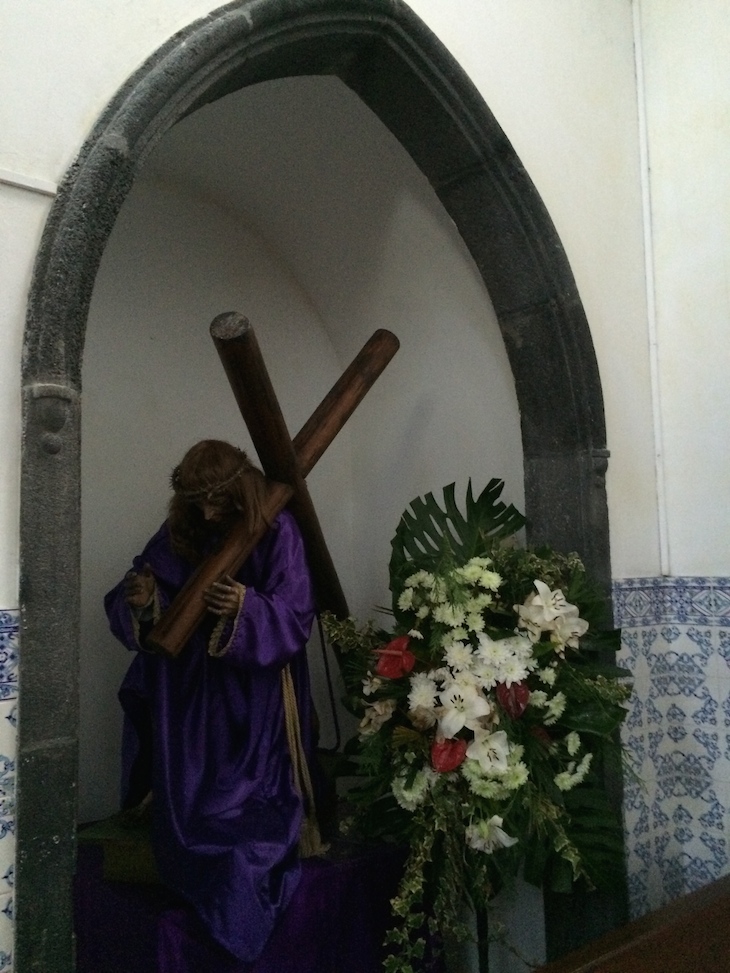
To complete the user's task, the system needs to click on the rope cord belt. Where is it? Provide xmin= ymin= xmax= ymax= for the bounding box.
xmin=281 ymin=663 xmax=327 ymax=858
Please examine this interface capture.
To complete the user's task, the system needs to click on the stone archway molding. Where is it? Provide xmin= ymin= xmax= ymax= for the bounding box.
xmin=20 ymin=1 xmax=612 ymax=968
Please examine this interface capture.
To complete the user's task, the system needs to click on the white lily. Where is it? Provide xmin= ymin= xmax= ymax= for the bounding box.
xmin=362 ymin=673 xmax=383 ymax=696
xmin=438 ymin=678 xmax=492 ymax=738
xmin=358 ymin=698 xmax=396 ymax=738
xmin=551 ymin=611 xmax=589 ymax=651
xmin=466 ymin=815 xmax=518 ymax=853
xmin=517 ymin=580 xmax=584 ymax=642
xmin=465 ymin=728 xmax=510 ymax=775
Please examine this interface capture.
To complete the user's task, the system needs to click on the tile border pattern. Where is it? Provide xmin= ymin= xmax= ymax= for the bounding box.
xmin=613 ymin=577 xmax=730 ymax=920
xmin=0 ymin=611 xmax=16 ymax=972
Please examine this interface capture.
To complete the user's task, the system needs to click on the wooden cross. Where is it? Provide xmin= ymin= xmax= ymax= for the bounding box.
xmin=148 ymin=313 xmax=399 ymax=656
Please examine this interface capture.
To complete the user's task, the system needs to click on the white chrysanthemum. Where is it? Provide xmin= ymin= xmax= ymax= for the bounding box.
xmin=429 ymin=666 xmax=450 ymax=684
xmin=543 ymin=691 xmax=567 ymax=726
xmin=433 ymin=603 xmax=466 ymax=628
xmin=510 ymin=633 xmax=537 ymax=662
xmin=455 ymin=560 xmax=489 ymax=584
xmin=478 ymin=570 xmax=502 ymax=591
xmin=406 ymin=570 xmax=435 ymax=589
xmin=392 ymin=766 xmax=438 ymax=811
xmin=442 ymin=627 xmax=468 ymax=646
xmin=529 ymin=690 xmax=549 ymax=708
xmin=475 ymin=634 xmax=513 ymax=668
xmin=465 ymin=613 xmax=486 ymax=633
xmin=472 ymin=660 xmax=500 ymax=691
xmin=539 ymin=666 xmax=557 ymax=686
xmin=502 ymin=761 xmax=529 ymax=790
xmin=461 ymin=760 xmax=512 ymax=800
xmin=408 ymin=628 xmax=424 ymax=640
xmin=444 ymin=640 xmax=474 ymax=672
xmin=497 ymin=656 xmax=531 ymax=687
xmin=554 ymin=752 xmax=593 ymax=792
xmin=565 ymin=731 xmax=581 ymax=756
xmin=453 ymin=667 xmax=481 ymax=688
xmin=416 ymin=604 xmax=430 ymax=619
xmin=465 ymin=593 xmax=494 ymax=613
xmin=408 ymin=672 xmax=438 ymax=711
xmin=398 ymin=587 xmax=416 ymax=611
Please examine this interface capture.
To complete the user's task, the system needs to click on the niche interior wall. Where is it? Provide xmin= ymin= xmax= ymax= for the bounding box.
xmin=19 ymin=1 xmax=616 ymax=969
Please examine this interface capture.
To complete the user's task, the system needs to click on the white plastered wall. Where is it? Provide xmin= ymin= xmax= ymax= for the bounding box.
xmin=408 ymin=0 xmax=658 ymax=579
xmin=0 ymin=183 xmax=54 ymax=607
xmin=638 ymin=0 xmax=730 ymax=577
xmin=0 ymin=0 xmax=662 ymax=603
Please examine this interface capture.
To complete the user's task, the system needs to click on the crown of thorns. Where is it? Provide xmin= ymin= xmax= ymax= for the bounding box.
xmin=170 ymin=452 xmax=250 ymax=502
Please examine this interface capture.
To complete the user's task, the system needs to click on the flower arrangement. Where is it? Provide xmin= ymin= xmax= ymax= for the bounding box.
xmin=323 ymin=480 xmax=632 ymax=973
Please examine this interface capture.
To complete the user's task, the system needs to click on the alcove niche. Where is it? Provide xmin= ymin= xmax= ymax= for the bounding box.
xmin=19 ymin=1 xmax=617 ymax=969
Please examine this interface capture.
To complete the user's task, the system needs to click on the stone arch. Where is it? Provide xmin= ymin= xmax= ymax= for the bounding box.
xmin=19 ymin=0 xmax=613 ymax=966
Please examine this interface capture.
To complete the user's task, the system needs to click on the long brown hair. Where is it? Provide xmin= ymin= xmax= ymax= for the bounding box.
xmin=167 ymin=440 xmax=269 ymax=563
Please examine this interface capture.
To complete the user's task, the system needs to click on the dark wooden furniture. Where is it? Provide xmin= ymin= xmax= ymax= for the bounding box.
xmin=536 ymin=875 xmax=730 ymax=973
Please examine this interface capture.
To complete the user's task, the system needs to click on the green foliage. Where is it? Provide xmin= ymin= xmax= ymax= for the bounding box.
xmin=389 ymin=479 xmax=526 ymax=613
xmin=322 ymin=480 xmax=633 ymax=973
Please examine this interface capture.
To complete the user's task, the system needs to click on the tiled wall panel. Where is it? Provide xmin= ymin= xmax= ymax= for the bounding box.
xmin=614 ymin=578 xmax=730 ymax=920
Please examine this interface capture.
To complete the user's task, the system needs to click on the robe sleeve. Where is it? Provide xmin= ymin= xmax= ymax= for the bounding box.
xmin=207 ymin=511 xmax=315 ymax=669
xmin=104 ymin=524 xmax=179 ymax=653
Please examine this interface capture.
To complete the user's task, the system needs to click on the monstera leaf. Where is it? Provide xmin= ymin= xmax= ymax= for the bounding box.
xmin=389 ymin=480 xmax=526 ymax=610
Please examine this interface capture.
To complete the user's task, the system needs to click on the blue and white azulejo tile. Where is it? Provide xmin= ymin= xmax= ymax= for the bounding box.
xmin=0 ymin=612 xmax=16 ymax=970
xmin=614 ymin=578 xmax=730 ymax=920
xmin=0 ymin=614 xmax=18 ymax=703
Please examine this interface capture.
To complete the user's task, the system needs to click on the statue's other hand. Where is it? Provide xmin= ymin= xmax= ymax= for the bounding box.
xmin=124 ymin=563 xmax=155 ymax=609
xmin=204 ymin=575 xmax=245 ymax=618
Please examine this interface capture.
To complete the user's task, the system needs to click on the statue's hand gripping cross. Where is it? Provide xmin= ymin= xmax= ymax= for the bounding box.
xmin=148 ymin=313 xmax=399 ymax=657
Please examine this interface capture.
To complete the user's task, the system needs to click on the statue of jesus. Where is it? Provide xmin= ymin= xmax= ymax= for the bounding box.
xmin=105 ymin=439 xmax=317 ymax=963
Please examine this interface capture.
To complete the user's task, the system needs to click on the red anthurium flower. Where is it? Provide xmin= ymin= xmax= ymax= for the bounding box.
xmin=374 ymin=635 xmax=416 ymax=679
xmin=496 ymin=681 xmax=531 ymax=719
xmin=431 ymin=737 xmax=468 ymax=773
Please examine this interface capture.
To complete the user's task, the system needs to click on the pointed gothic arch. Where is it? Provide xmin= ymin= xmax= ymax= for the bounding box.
xmin=19 ymin=1 xmax=614 ymax=967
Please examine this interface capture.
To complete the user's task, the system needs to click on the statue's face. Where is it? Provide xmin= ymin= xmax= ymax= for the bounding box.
xmin=196 ymin=495 xmax=233 ymax=525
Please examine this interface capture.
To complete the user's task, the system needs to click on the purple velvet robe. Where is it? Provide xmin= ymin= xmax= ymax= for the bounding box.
xmin=105 ymin=510 xmax=316 ymax=963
